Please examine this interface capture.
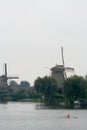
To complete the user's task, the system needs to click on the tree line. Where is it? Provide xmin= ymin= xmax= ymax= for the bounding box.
xmin=34 ymin=75 xmax=87 ymax=107
xmin=0 ymin=74 xmax=87 ymax=108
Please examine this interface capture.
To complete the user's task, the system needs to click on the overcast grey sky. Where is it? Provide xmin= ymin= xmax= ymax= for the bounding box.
xmin=0 ymin=0 xmax=87 ymax=85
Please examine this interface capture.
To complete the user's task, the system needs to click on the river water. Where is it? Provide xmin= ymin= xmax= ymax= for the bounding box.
xmin=0 ymin=102 xmax=86 ymax=130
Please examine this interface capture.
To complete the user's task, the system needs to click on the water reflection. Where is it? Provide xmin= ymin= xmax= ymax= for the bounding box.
xmin=0 ymin=102 xmax=86 ymax=130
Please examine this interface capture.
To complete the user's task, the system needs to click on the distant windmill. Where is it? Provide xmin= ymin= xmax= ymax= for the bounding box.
xmin=0 ymin=63 xmax=19 ymax=92
xmin=51 ymin=47 xmax=74 ymax=93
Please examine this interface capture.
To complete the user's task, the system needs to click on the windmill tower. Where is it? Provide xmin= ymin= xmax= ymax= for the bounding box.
xmin=51 ymin=47 xmax=74 ymax=93
xmin=0 ymin=63 xmax=19 ymax=92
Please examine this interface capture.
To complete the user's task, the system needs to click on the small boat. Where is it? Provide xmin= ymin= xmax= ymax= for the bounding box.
xmin=58 ymin=114 xmax=77 ymax=119
xmin=66 ymin=114 xmax=70 ymax=119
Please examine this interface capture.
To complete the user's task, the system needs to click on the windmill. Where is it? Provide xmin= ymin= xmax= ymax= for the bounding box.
xmin=0 ymin=63 xmax=19 ymax=92
xmin=51 ymin=47 xmax=74 ymax=93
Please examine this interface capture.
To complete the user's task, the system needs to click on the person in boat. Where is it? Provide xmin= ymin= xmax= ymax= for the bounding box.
xmin=58 ymin=114 xmax=77 ymax=118
xmin=66 ymin=114 xmax=70 ymax=119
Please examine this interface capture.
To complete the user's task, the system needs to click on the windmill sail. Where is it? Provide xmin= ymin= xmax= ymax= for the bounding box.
xmin=61 ymin=47 xmax=65 ymax=66
xmin=5 ymin=63 xmax=7 ymax=77
xmin=65 ymin=67 xmax=74 ymax=72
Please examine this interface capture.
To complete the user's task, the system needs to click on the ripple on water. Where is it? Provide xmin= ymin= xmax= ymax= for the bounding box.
xmin=0 ymin=102 xmax=86 ymax=130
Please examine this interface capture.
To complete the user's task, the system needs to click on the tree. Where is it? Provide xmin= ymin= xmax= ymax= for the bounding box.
xmin=11 ymin=89 xmax=29 ymax=101
xmin=64 ymin=75 xmax=87 ymax=106
xmin=20 ymin=81 xmax=30 ymax=87
xmin=9 ymin=80 xmax=19 ymax=87
xmin=34 ymin=76 xmax=58 ymax=104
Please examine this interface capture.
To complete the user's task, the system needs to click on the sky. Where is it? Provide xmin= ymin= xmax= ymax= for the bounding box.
xmin=0 ymin=0 xmax=87 ymax=85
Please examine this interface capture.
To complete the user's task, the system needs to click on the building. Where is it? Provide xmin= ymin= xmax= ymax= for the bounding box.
xmin=51 ymin=65 xmax=65 ymax=93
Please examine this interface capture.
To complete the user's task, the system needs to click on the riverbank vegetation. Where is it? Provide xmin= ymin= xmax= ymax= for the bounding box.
xmin=34 ymin=75 xmax=87 ymax=108
xmin=0 ymin=75 xmax=87 ymax=108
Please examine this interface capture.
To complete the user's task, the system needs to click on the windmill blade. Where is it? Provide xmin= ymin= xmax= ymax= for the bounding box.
xmin=64 ymin=71 xmax=67 ymax=79
xmin=7 ymin=76 xmax=19 ymax=79
xmin=65 ymin=67 xmax=74 ymax=72
xmin=44 ymin=66 xmax=51 ymax=76
xmin=61 ymin=47 xmax=65 ymax=66
xmin=5 ymin=63 xmax=7 ymax=77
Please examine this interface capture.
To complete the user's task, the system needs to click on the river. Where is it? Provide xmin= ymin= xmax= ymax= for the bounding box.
xmin=0 ymin=102 xmax=86 ymax=130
